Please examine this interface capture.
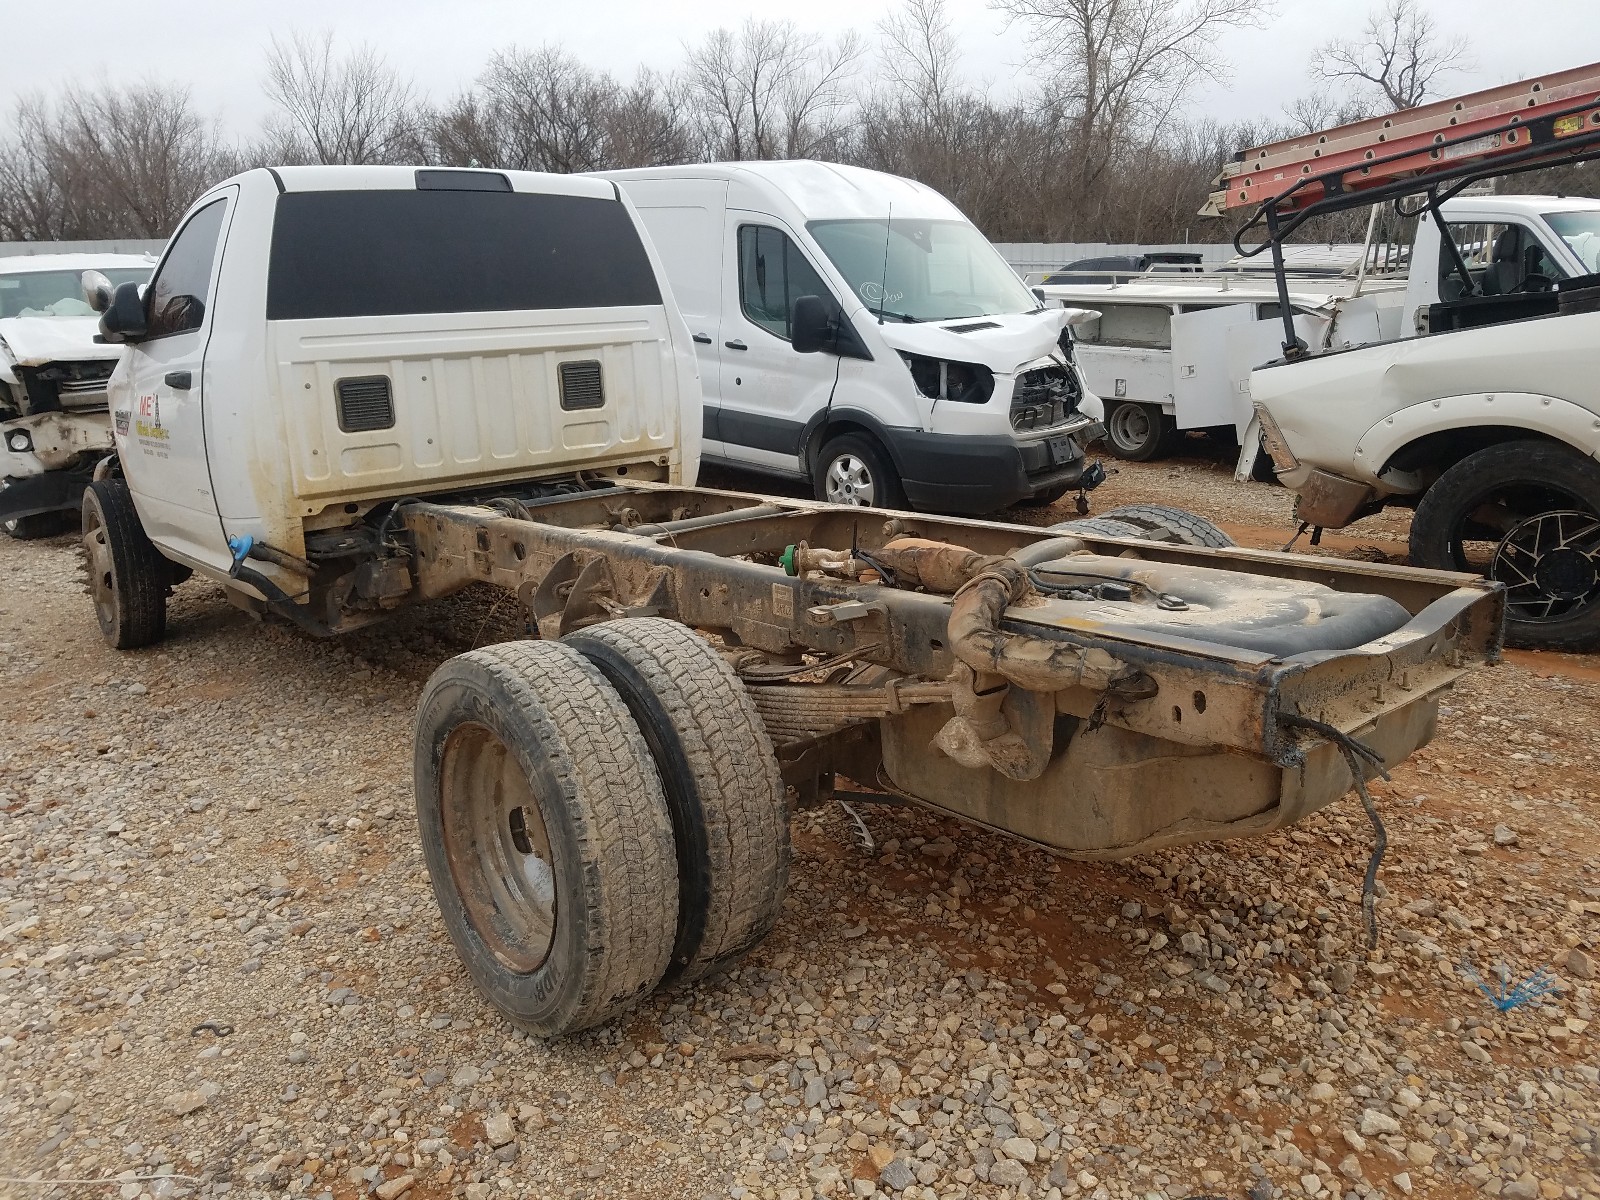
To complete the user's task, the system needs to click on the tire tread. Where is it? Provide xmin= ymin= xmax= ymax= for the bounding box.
xmin=568 ymin=619 xmax=790 ymax=983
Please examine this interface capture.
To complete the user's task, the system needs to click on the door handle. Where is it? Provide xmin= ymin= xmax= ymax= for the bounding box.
xmin=724 ymin=339 xmax=747 ymax=351
xmin=692 ymin=333 xmax=712 ymax=345
xmin=164 ymin=370 xmax=192 ymax=390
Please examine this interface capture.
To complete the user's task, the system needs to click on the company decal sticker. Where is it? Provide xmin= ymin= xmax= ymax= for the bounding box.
xmin=133 ymin=393 xmax=170 ymax=458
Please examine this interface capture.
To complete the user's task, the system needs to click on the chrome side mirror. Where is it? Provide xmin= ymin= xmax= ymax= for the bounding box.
xmin=82 ymin=270 xmax=114 ymax=313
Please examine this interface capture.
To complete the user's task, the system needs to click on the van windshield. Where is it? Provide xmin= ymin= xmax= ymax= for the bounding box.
xmin=1545 ymin=210 xmax=1600 ymax=273
xmin=807 ymin=219 xmax=1036 ymax=322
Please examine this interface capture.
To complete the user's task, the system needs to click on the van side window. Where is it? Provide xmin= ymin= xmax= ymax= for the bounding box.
xmin=145 ymin=198 xmax=228 ymax=339
xmin=738 ymin=225 xmax=832 ymax=341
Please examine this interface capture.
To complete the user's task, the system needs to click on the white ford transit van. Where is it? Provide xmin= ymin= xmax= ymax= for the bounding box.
xmin=602 ymin=162 xmax=1103 ymax=514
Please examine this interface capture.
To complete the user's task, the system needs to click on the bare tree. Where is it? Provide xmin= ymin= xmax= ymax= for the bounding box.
xmin=685 ymin=20 xmax=863 ymax=160
xmin=424 ymin=50 xmax=693 ymax=172
xmin=1312 ymin=0 xmax=1472 ymax=110
xmin=991 ymin=0 xmax=1269 ymax=217
xmin=1281 ymin=89 xmax=1377 ymax=135
xmin=261 ymin=31 xmax=420 ymax=164
xmin=0 ymin=82 xmax=235 ymax=240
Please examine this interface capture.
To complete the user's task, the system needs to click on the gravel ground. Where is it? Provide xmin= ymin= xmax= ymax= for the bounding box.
xmin=2 ymin=458 xmax=1598 ymax=1200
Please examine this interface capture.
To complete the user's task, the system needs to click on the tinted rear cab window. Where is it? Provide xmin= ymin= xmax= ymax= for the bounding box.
xmin=266 ymin=189 xmax=661 ymax=320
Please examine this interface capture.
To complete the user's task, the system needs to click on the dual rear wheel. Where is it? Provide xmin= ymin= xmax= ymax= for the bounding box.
xmin=414 ymin=619 xmax=790 ymax=1038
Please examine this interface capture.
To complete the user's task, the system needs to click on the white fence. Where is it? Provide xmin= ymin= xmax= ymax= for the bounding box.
xmin=0 ymin=240 xmax=167 ymax=258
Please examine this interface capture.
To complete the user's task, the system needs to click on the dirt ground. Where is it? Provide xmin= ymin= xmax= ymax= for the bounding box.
xmin=1 ymin=449 xmax=1597 ymax=1200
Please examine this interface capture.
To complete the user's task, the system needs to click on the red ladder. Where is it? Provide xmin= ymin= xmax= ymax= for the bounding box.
xmin=1207 ymin=61 xmax=1600 ymax=216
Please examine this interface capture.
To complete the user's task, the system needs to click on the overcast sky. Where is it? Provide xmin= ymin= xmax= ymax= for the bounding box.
xmin=10 ymin=0 xmax=1599 ymax=138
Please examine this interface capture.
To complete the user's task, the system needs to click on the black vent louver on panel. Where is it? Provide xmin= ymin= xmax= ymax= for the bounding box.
xmin=558 ymin=360 xmax=604 ymax=411
xmin=335 ymin=376 xmax=395 ymax=433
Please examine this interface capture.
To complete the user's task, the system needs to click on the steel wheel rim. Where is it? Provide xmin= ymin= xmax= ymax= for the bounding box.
xmin=440 ymin=722 xmax=558 ymax=973
xmin=1109 ymin=404 xmax=1152 ymax=452
xmin=82 ymin=505 xmax=117 ymax=633
xmin=825 ymin=454 xmax=875 ymax=506
xmin=1490 ymin=509 xmax=1600 ymax=623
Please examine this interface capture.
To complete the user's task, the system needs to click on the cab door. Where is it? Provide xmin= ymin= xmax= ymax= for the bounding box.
xmin=718 ymin=218 xmax=841 ymax=474
xmin=116 ymin=188 xmax=236 ymax=569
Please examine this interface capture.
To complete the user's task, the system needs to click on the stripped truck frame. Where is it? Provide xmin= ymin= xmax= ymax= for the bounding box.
xmin=81 ymin=163 xmax=1505 ymax=1037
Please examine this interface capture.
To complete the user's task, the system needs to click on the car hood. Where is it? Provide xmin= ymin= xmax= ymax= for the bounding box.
xmin=0 ymin=316 xmax=120 ymax=367
xmin=869 ymin=308 xmax=1097 ymax=373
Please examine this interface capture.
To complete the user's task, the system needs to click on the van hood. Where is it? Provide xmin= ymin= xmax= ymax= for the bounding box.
xmin=0 ymin=315 xmax=120 ymax=368
xmin=868 ymin=308 xmax=1094 ymax=373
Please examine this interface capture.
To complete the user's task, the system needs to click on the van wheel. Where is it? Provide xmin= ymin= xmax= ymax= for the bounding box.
xmin=414 ymin=641 xmax=679 ymax=1037
xmin=1103 ymin=504 xmax=1235 ymax=548
xmin=80 ymin=479 xmax=168 ymax=650
xmin=1105 ymin=402 xmax=1172 ymax=462
xmin=814 ymin=433 xmax=906 ymax=510
xmin=566 ymin=619 xmax=790 ymax=984
xmin=1410 ymin=441 xmax=1600 ymax=650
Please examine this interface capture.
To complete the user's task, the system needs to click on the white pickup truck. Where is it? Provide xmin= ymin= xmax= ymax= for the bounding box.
xmin=1251 ymin=196 xmax=1600 ymax=649
xmin=0 ymin=253 xmax=154 ymax=537
xmin=81 ymin=163 xmax=1501 ymax=1037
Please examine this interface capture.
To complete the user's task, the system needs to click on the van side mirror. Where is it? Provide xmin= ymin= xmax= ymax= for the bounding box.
xmin=791 ymin=294 xmax=832 ymax=355
xmin=97 ymin=281 xmax=147 ymax=344
xmin=1032 ymin=286 xmax=1047 ymax=306
xmin=82 ymin=270 xmax=114 ymax=313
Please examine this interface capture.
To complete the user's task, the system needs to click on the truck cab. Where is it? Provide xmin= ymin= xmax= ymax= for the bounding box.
xmin=92 ymin=165 xmax=698 ymax=603
xmin=1401 ymin=194 xmax=1600 ymax=333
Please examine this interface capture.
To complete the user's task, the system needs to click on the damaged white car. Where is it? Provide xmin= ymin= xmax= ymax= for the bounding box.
xmin=0 ymin=253 xmax=154 ymax=537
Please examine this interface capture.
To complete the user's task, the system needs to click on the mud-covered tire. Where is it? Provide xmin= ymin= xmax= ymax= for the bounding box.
xmin=1410 ymin=441 xmax=1600 ymax=651
xmin=80 ymin=479 xmax=167 ymax=649
xmin=1103 ymin=503 xmax=1235 ymax=548
xmin=1047 ymin=516 xmax=1148 ymax=539
xmin=566 ymin=618 xmax=790 ymax=984
xmin=414 ymin=641 xmax=679 ymax=1037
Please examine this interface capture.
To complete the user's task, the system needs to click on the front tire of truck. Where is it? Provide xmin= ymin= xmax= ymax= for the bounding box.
xmin=80 ymin=479 xmax=167 ymax=650
xmin=414 ymin=642 xmax=680 ymax=1037
xmin=1409 ymin=441 xmax=1600 ymax=650
xmin=567 ymin=618 xmax=790 ymax=985
xmin=1104 ymin=401 xmax=1173 ymax=462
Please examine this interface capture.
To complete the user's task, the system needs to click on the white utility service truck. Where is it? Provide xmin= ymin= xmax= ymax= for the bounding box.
xmin=1214 ymin=63 xmax=1600 ymax=649
xmin=81 ymin=163 xmax=1502 ymax=1037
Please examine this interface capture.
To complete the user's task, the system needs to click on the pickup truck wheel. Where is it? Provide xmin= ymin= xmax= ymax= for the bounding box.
xmin=1104 ymin=402 xmax=1172 ymax=462
xmin=80 ymin=479 xmax=167 ymax=650
xmin=1409 ymin=441 xmax=1600 ymax=650
xmin=814 ymin=433 xmax=906 ymax=510
xmin=567 ymin=618 xmax=790 ymax=985
xmin=1103 ymin=504 xmax=1235 ymax=548
xmin=414 ymin=642 xmax=679 ymax=1036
